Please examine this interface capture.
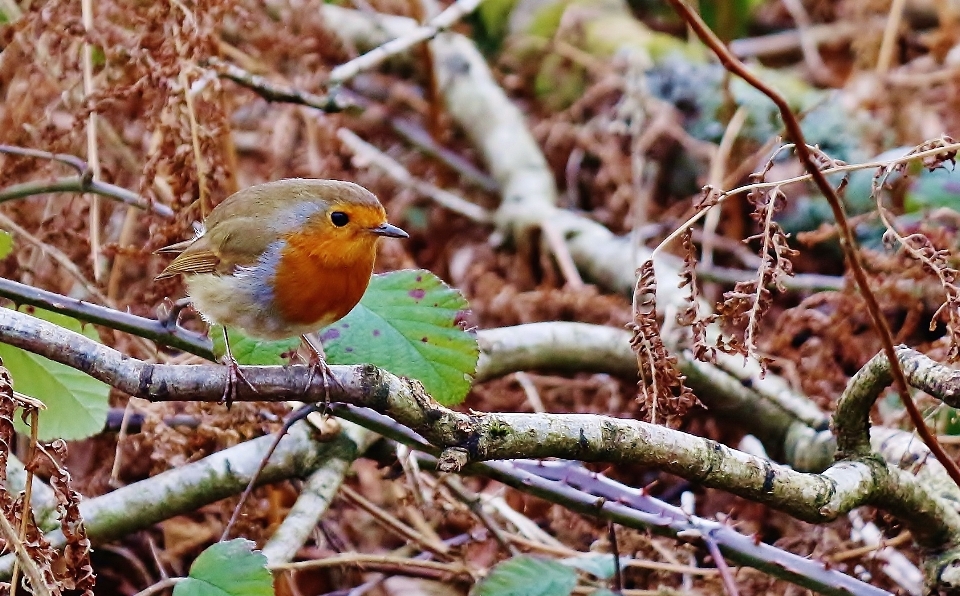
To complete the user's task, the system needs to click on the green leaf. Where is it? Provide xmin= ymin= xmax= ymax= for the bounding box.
xmin=321 ymin=269 xmax=478 ymax=405
xmin=0 ymin=230 xmax=13 ymax=259
xmin=212 ymin=326 xmax=301 ymax=366
xmin=173 ymin=539 xmax=273 ymax=596
xmin=0 ymin=307 xmax=109 ymax=441
xmin=472 ymin=556 xmax=577 ymax=596
xmin=560 ymin=553 xmax=625 ymax=579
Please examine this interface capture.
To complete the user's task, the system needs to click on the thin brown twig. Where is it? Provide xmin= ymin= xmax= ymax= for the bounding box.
xmin=703 ymin=533 xmax=740 ymax=596
xmin=664 ymin=0 xmax=960 ymax=488
xmin=81 ymin=0 xmax=103 ymax=282
xmin=206 ymin=57 xmax=350 ymax=112
xmin=702 ymin=106 xmax=748 ymax=269
xmin=9 ymin=407 xmax=39 ymax=596
xmin=828 ymin=530 xmax=912 ymax=563
xmin=654 ymin=140 xmax=960 ymax=258
xmin=876 ymin=0 xmax=908 ymax=75
xmin=339 ymin=484 xmax=452 ymax=560
xmin=608 ymin=522 xmax=623 ymax=593
xmin=181 ymin=69 xmax=211 ymax=219
xmin=0 ymin=508 xmax=51 ymax=596
xmin=779 ymin=0 xmax=833 ymax=83
xmin=130 ymin=577 xmax=183 ymax=596
xmin=541 ymin=220 xmax=585 ymax=289
xmin=440 ymin=476 xmax=518 ymax=556
xmin=271 ymin=552 xmax=473 ymax=582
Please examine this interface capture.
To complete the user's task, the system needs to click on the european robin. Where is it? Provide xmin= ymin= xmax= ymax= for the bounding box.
xmin=156 ymin=178 xmax=409 ymax=400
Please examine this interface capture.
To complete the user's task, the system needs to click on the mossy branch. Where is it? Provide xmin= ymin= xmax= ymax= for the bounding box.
xmin=1 ymin=307 xmax=959 ymax=555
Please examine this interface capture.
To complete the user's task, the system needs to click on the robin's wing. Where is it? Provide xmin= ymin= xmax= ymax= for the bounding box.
xmin=155 ymin=216 xmax=281 ymax=280
xmin=155 ymin=235 xmax=219 ymax=280
xmin=153 ymin=238 xmax=197 ymax=254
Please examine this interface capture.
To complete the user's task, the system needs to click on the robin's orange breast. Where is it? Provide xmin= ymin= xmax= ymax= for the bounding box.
xmin=270 ymin=228 xmax=377 ymax=328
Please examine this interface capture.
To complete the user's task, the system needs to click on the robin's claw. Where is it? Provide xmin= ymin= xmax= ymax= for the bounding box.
xmin=157 ymin=297 xmax=193 ymax=328
xmin=222 ymin=356 xmax=258 ymax=408
xmin=220 ymin=327 xmax=257 ymax=408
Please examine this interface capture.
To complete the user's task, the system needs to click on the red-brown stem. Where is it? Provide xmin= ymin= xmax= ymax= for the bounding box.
xmin=665 ymin=0 xmax=960 ymax=487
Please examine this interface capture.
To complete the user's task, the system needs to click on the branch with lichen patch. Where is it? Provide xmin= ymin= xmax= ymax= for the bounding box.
xmin=2 ymin=308 xmax=959 ymax=555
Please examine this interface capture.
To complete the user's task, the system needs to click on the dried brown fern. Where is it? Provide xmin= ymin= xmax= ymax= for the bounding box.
xmin=714 ymin=166 xmax=797 ymax=370
xmin=629 ymin=259 xmax=700 ymax=426
xmin=874 ymin=137 xmax=960 ymax=361
xmin=676 ymin=202 xmax=719 ymax=364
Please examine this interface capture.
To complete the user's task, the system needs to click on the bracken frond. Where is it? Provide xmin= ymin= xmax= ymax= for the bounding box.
xmin=875 ymin=136 xmax=960 ymax=361
xmin=715 ymin=168 xmax=797 ymax=370
xmin=677 ymin=228 xmax=718 ymax=362
xmin=629 ymin=259 xmax=701 ymax=426
xmin=46 ymin=440 xmax=95 ymax=595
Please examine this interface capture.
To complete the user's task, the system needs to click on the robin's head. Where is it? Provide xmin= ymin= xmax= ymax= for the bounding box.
xmin=276 ymin=180 xmax=408 ymax=266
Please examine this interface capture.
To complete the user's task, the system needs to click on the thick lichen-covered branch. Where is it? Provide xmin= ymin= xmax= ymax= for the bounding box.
xmin=2 ymin=308 xmax=959 ymax=552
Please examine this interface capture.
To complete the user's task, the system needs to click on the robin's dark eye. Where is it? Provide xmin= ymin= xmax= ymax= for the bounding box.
xmin=331 ymin=211 xmax=349 ymax=227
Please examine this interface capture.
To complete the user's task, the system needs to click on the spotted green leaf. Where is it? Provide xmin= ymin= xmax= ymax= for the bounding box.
xmin=321 ymin=269 xmax=478 ymax=405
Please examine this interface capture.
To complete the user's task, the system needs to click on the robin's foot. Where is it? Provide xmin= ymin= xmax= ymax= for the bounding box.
xmin=221 ymin=327 xmax=257 ymax=408
xmin=157 ymin=297 xmax=193 ymax=328
xmin=301 ymin=333 xmax=340 ymax=414
xmin=222 ymin=355 xmax=257 ymax=408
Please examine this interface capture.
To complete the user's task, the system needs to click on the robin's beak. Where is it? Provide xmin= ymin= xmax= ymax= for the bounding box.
xmin=370 ymin=222 xmax=409 ymax=238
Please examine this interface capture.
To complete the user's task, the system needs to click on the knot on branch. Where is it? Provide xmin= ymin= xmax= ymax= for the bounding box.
xmin=438 ymin=448 xmax=469 ymax=472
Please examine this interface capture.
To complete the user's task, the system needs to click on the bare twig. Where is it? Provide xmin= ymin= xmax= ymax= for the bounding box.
xmin=440 ymin=476 xmax=517 ymax=556
xmin=271 ymin=552 xmax=473 ymax=582
xmin=0 ymin=511 xmax=52 ymax=596
xmin=181 ymin=69 xmax=211 ymax=218
xmin=0 ymin=145 xmax=172 ymax=217
xmin=703 ymin=534 xmax=739 ymax=596
xmin=696 ymin=266 xmax=843 ymax=292
xmin=541 ymin=220 xmax=584 ymax=289
xmin=80 ymin=0 xmax=103 ymax=281
xmin=877 ymin=0 xmax=908 ymax=75
xmin=654 ymin=140 xmax=960 ymax=258
xmin=339 ymin=484 xmax=451 ymax=559
xmin=701 ymin=106 xmax=748 ymax=269
xmin=0 ymin=276 xmax=211 ymax=358
xmin=205 ymin=57 xmax=352 ymax=112
xmin=130 ymin=577 xmax=183 ymax=596
xmin=337 ymin=128 xmax=492 ymax=223
xmin=608 ymin=522 xmax=623 ymax=593
xmin=0 ymin=145 xmax=89 ymax=176
xmin=729 ymin=16 xmax=886 ymax=59
xmin=328 ymin=0 xmax=485 ymax=85
xmin=780 ymin=0 xmax=833 ymax=82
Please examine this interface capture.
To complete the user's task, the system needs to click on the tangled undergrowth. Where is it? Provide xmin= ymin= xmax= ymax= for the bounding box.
xmin=3 ymin=0 xmax=960 ymax=593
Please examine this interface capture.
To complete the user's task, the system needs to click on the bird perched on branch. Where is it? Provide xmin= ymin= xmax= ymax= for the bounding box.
xmin=156 ymin=178 xmax=409 ymax=401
